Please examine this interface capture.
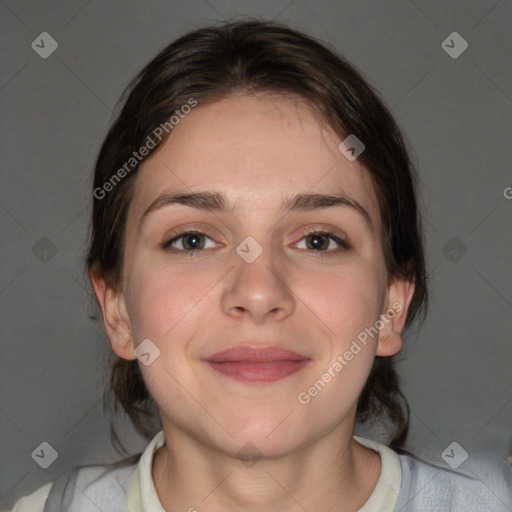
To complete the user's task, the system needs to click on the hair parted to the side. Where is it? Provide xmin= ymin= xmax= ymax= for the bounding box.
xmin=85 ymin=18 xmax=428 ymax=455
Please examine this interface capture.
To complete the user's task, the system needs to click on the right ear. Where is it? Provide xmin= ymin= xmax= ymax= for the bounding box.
xmin=89 ymin=264 xmax=136 ymax=361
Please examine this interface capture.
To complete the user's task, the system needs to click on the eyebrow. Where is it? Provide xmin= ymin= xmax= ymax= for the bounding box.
xmin=139 ymin=190 xmax=373 ymax=231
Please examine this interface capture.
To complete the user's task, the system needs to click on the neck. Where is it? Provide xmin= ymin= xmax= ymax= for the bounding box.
xmin=152 ymin=424 xmax=381 ymax=512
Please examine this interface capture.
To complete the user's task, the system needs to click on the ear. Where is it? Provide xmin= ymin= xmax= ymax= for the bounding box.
xmin=375 ymin=275 xmax=415 ymax=357
xmin=89 ymin=265 xmax=136 ymax=361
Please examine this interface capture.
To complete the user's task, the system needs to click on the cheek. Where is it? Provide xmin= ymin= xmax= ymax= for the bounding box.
xmin=301 ymin=262 xmax=384 ymax=342
xmin=124 ymin=265 xmax=212 ymax=408
xmin=124 ymin=261 xmax=209 ymax=343
xmin=296 ymin=266 xmax=382 ymax=417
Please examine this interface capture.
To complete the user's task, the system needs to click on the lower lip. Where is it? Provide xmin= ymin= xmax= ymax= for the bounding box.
xmin=205 ymin=360 xmax=311 ymax=383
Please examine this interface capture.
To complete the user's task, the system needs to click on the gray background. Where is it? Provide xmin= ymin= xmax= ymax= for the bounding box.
xmin=1 ymin=0 xmax=511 ymax=508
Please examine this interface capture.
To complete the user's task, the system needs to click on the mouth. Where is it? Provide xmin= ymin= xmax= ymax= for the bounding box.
xmin=204 ymin=345 xmax=312 ymax=383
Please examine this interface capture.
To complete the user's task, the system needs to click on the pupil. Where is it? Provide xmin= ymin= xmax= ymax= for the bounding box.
xmin=309 ymin=235 xmax=326 ymax=250
xmin=186 ymin=234 xmax=202 ymax=249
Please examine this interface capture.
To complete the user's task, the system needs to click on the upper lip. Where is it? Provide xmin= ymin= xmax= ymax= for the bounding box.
xmin=205 ymin=345 xmax=310 ymax=363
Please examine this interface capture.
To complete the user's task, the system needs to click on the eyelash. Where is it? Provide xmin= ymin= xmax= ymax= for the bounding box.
xmin=160 ymin=229 xmax=350 ymax=257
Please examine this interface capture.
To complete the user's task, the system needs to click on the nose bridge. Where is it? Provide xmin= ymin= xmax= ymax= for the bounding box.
xmin=221 ymin=233 xmax=295 ymax=322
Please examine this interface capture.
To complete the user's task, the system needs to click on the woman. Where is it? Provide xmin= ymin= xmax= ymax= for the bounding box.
xmin=12 ymin=19 xmax=511 ymax=512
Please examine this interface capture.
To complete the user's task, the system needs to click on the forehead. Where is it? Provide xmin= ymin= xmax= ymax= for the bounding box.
xmin=130 ymin=94 xmax=380 ymax=228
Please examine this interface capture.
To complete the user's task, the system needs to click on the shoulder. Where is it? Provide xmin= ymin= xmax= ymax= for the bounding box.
xmin=11 ymin=482 xmax=53 ymax=512
xmin=395 ymin=449 xmax=512 ymax=511
xmin=10 ymin=456 xmax=140 ymax=512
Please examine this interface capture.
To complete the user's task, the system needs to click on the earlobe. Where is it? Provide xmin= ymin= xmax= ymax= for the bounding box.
xmin=89 ymin=267 xmax=136 ymax=361
xmin=376 ymin=277 xmax=415 ymax=357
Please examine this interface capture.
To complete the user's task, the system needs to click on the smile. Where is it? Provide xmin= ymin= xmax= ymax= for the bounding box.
xmin=204 ymin=345 xmax=312 ymax=383
xmin=205 ymin=360 xmax=311 ymax=383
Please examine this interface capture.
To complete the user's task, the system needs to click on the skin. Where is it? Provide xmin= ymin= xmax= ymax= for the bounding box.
xmin=91 ymin=93 xmax=415 ymax=512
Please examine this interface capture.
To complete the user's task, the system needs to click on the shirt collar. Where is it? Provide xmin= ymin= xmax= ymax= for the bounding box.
xmin=125 ymin=431 xmax=401 ymax=512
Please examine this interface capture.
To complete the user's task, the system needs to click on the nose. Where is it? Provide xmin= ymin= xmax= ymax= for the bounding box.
xmin=220 ymin=239 xmax=296 ymax=324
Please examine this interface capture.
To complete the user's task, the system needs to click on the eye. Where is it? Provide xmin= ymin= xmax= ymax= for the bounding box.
xmin=160 ymin=228 xmax=350 ymax=256
xmin=294 ymin=230 xmax=350 ymax=255
xmin=161 ymin=231 xmax=219 ymax=253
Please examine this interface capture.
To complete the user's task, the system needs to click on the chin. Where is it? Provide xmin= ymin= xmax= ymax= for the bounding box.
xmin=215 ymin=415 xmax=307 ymax=459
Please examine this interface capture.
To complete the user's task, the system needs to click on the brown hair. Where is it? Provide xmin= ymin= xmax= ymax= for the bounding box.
xmin=85 ymin=19 xmax=428 ymax=454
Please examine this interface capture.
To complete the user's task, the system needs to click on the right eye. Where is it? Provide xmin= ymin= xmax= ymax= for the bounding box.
xmin=161 ymin=230 xmax=220 ymax=253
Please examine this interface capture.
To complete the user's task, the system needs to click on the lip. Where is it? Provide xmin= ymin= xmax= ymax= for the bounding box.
xmin=204 ymin=345 xmax=311 ymax=383
xmin=205 ymin=345 xmax=309 ymax=363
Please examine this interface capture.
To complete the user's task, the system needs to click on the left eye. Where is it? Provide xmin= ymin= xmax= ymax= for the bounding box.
xmin=294 ymin=231 xmax=348 ymax=252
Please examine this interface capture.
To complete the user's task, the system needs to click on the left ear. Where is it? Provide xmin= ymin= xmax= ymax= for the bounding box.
xmin=376 ymin=276 xmax=415 ymax=357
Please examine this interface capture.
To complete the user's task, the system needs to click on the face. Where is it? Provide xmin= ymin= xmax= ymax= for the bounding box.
xmin=99 ymin=93 xmax=411 ymax=459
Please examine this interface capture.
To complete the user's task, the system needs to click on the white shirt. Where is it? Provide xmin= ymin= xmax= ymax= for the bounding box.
xmin=10 ymin=430 xmax=511 ymax=511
